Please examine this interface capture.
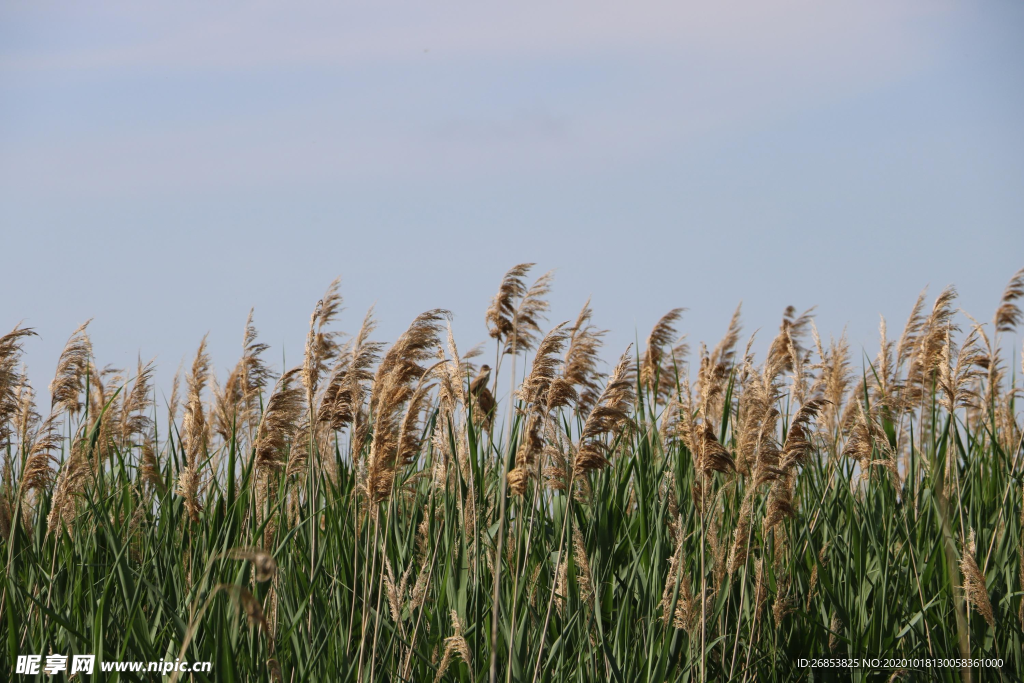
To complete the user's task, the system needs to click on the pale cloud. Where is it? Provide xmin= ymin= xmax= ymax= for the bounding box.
xmin=0 ymin=0 xmax=959 ymax=198
xmin=1 ymin=0 xmax=951 ymax=72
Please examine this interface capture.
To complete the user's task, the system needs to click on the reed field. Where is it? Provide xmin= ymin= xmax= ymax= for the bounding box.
xmin=3 ymin=264 xmax=1024 ymax=682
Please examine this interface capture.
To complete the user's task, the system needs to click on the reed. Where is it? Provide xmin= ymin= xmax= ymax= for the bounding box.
xmin=1 ymin=266 xmax=1022 ymax=682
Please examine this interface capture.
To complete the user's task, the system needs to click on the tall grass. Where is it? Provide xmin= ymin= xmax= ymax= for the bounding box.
xmin=1 ymin=265 xmax=1023 ymax=682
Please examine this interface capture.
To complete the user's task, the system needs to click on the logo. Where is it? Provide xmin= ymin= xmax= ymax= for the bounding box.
xmin=16 ymin=655 xmax=94 ymax=675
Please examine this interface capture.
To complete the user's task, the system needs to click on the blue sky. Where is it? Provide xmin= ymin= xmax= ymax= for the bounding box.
xmin=1 ymin=0 xmax=1022 ymax=402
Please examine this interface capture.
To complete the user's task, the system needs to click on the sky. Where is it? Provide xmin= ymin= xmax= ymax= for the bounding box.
xmin=1 ymin=0 xmax=1022 ymax=406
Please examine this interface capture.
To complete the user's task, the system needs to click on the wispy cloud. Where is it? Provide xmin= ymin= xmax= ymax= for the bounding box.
xmin=0 ymin=0 xmax=956 ymax=198
xmin=1 ymin=0 xmax=950 ymax=72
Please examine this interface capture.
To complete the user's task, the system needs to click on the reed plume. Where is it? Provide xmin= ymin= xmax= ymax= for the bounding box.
xmin=212 ymin=366 xmax=244 ymax=444
xmin=516 ymin=323 xmax=572 ymax=409
xmin=571 ymin=526 xmax=595 ymax=609
xmin=843 ymin=401 xmax=899 ymax=486
xmin=936 ymin=327 xmax=981 ymax=414
xmin=26 ymin=326 xmax=94 ymax=531
xmin=435 ymin=325 xmax=466 ymax=428
xmin=319 ymin=307 xmax=383 ymax=455
xmin=304 ymin=278 xmax=345 ymax=398
xmin=778 ymin=306 xmax=815 ymax=404
xmin=733 ymin=353 xmax=768 ymax=477
xmin=119 ymin=358 xmax=155 ymax=446
xmin=176 ymin=337 xmax=210 ymax=523
xmin=168 ymin=363 xmax=182 ymax=428
xmin=119 ymin=359 xmax=160 ymax=492
xmin=813 ymin=330 xmax=852 ymax=439
xmin=87 ymin=363 xmax=123 ymax=458
xmin=562 ymin=299 xmax=606 ymax=415
xmin=316 ymin=277 xmax=345 ymax=357
xmin=365 ymin=310 xmax=448 ymax=505
xmin=382 ymin=557 xmax=412 ymax=637
xmin=895 ymin=289 xmax=928 ymax=374
xmin=574 ymin=347 xmax=635 ymax=476
xmin=254 ymin=368 xmax=306 ymax=478
xmin=434 ymin=610 xmax=471 ymax=683
xmin=13 ymin=380 xmax=40 ymax=456
xmin=46 ymin=440 xmax=90 ymax=536
xmin=781 ymin=398 xmax=829 ymax=469
xmin=181 ymin=338 xmax=211 ymax=464
xmin=872 ymin=316 xmax=897 ymax=408
xmin=906 ymin=286 xmax=958 ymax=406
xmin=18 ymin=411 xmax=62 ymax=503
xmin=508 ymin=271 xmax=554 ymax=355
xmin=486 ymin=263 xmax=533 ymax=345
xmin=659 ymin=540 xmax=699 ymax=634
xmin=0 ymin=326 xmax=36 ymax=450
xmin=728 ymin=485 xmax=755 ymax=575
xmin=713 ymin=304 xmax=744 ymax=367
xmin=641 ymin=308 xmax=684 ymax=393
xmin=485 ymin=263 xmax=552 ymax=355
xmin=764 ymin=399 xmax=828 ymax=531
xmin=50 ymin=321 xmax=92 ymax=415
xmin=960 ymin=528 xmax=995 ymax=628
xmin=994 ymin=267 xmax=1024 ymax=333
xmin=697 ymin=305 xmax=742 ymax=432
xmin=238 ymin=309 xmax=276 ymax=435
xmin=829 ymin=613 xmax=843 ymax=652
xmin=394 ymin=376 xmax=438 ymax=477
xmin=510 ymin=324 xmax=574 ymax=494
xmin=697 ymin=422 xmax=734 ymax=477
xmin=752 ymin=557 xmax=768 ymax=631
